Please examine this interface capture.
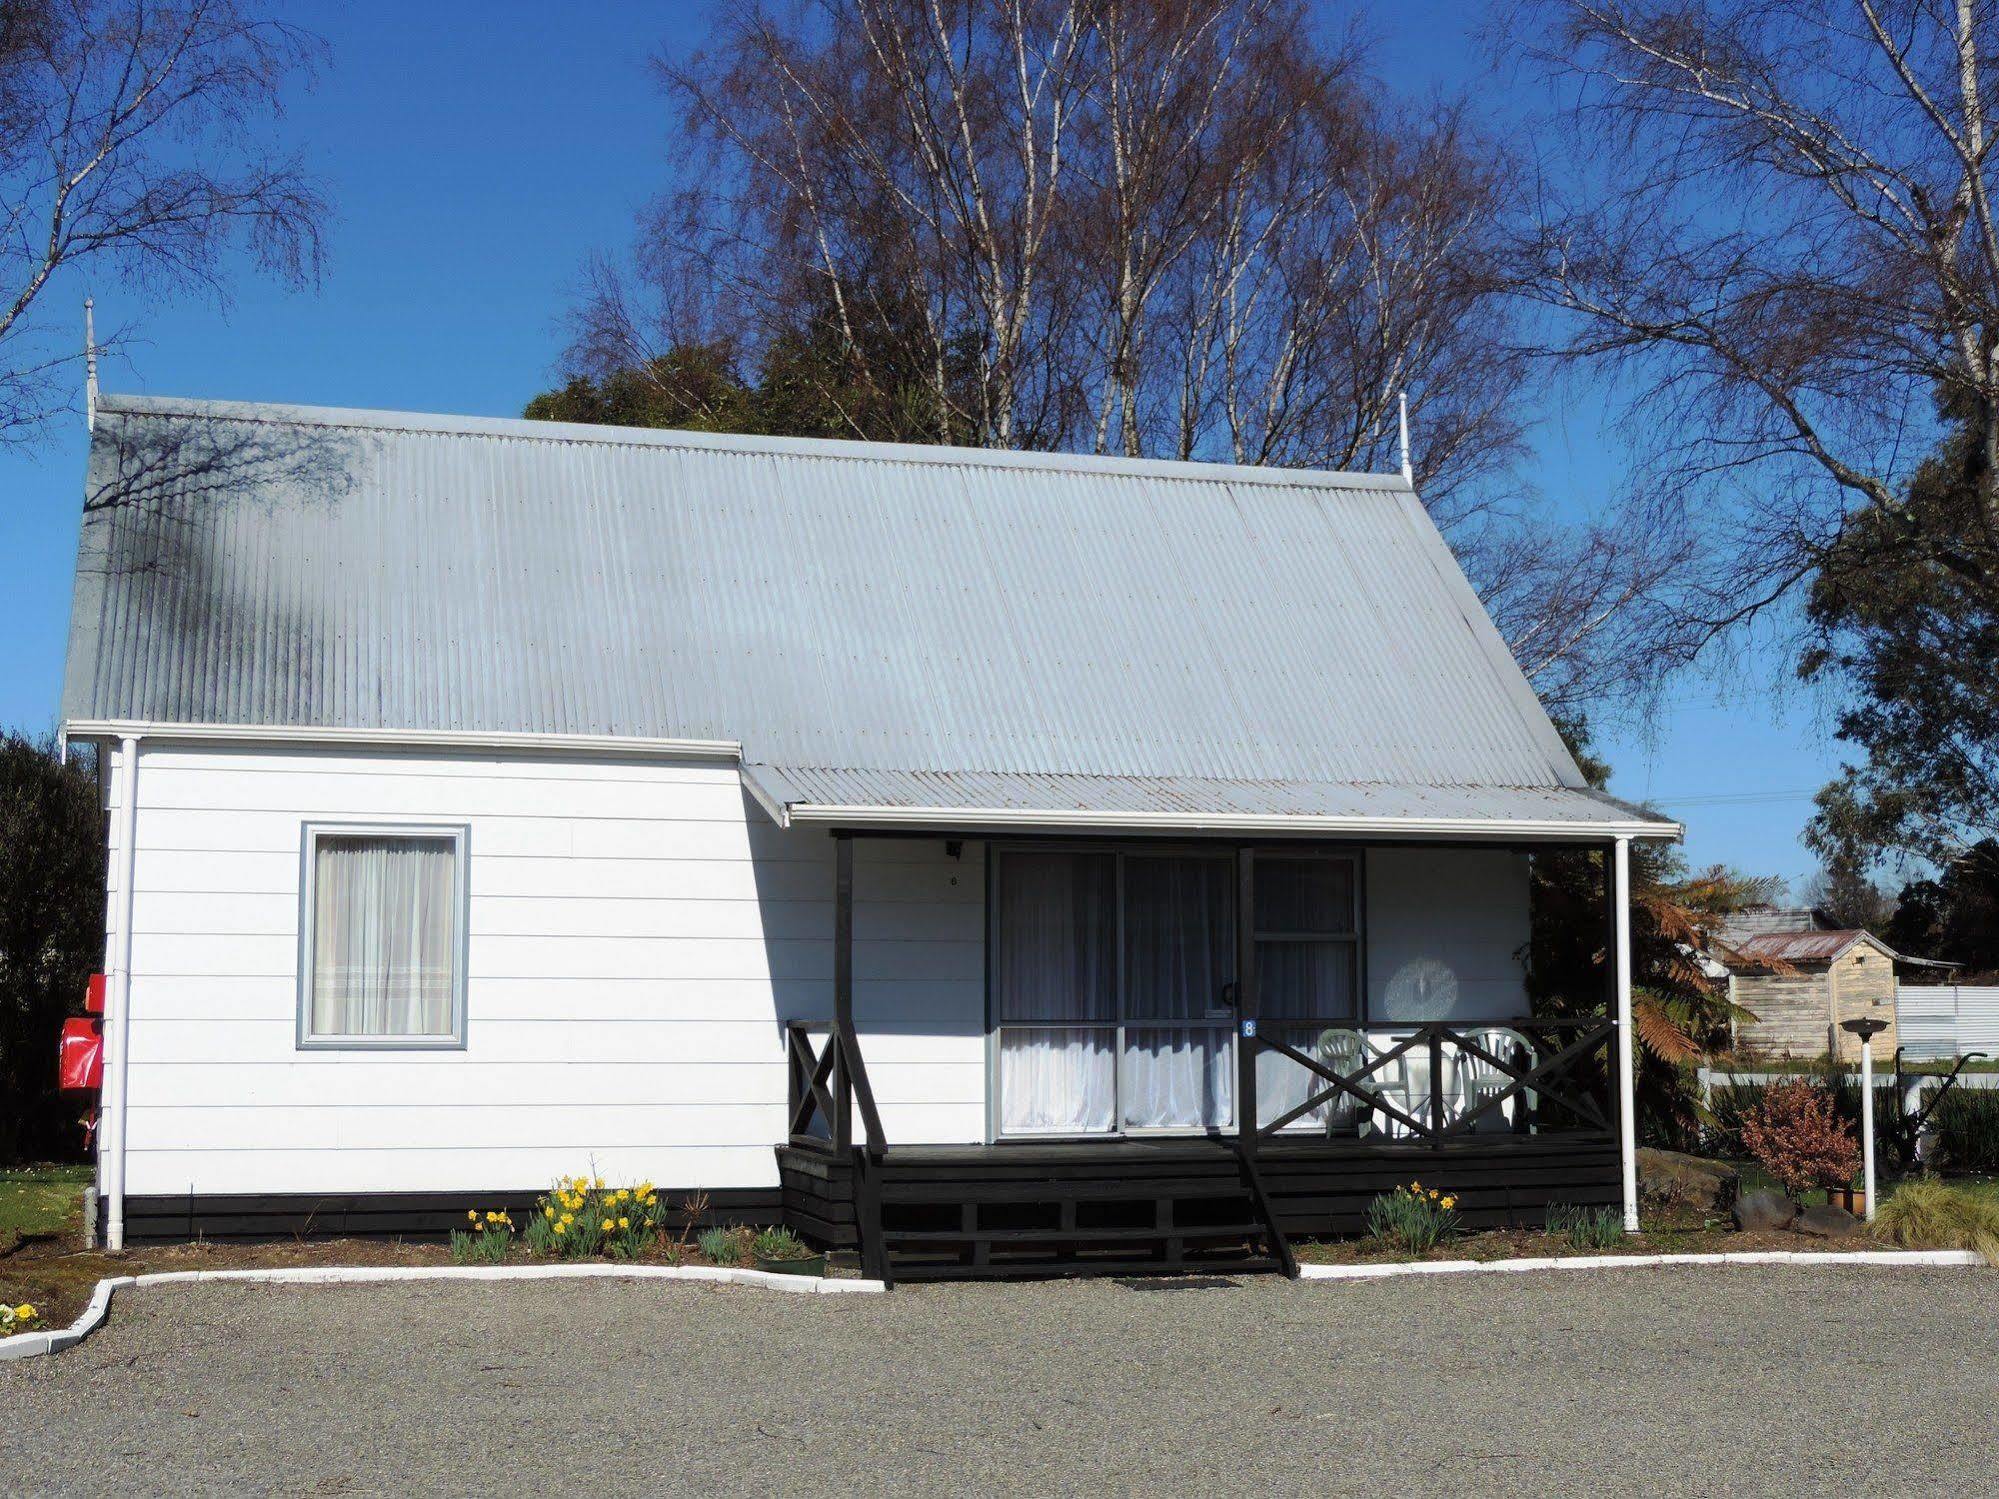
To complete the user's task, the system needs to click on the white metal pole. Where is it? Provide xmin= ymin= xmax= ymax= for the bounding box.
xmin=101 ymin=735 xmax=140 ymax=1250
xmin=84 ymin=297 xmax=98 ymax=432
xmin=1860 ymin=1037 xmax=1876 ymax=1223
xmin=1614 ymin=836 xmax=1638 ymax=1232
xmin=1397 ymin=391 xmax=1413 ymax=483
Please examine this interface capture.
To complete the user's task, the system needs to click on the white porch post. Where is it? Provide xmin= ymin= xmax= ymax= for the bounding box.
xmin=1613 ymin=835 xmax=1638 ymax=1232
xmin=1858 ymin=1036 xmax=1877 ymax=1223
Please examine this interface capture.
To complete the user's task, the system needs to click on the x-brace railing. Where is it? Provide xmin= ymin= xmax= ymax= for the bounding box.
xmin=785 ymin=1019 xmax=888 ymax=1155
xmin=1248 ymin=1018 xmax=1616 ymax=1146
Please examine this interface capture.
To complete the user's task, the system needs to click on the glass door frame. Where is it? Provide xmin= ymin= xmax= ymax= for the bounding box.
xmin=985 ymin=839 xmax=1366 ymax=1143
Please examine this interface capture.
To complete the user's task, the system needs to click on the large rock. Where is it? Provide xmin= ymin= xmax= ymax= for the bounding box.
xmin=1638 ymin=1148 xmax=1740 ymax=1213
xmin=1734 ymin=1190 xmax=1798 ymax=1232
xmin=1791 ymin=1202 xmax=1863 ymax=1239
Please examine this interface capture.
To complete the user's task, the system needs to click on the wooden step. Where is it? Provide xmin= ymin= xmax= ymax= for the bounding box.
xmin=884 ymin=1221 xmax=1266 ymax=1246
xmin=888 ymin=1254 xmax=1283 ymax=1283
xmin=882 ymin=1177 xmax=1254 ymax=1205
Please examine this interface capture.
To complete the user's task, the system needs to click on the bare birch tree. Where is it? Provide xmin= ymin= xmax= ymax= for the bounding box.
xmin=567 ymin=0 xmax=1694 ymax=712
xmin=0 ymin=0 xmax=327 ymax=443
xmin=1509 ymin=0 xmax=1999 ymax=634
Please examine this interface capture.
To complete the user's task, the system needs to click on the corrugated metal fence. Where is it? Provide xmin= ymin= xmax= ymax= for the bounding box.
xmin=1897 ymin=985 xmax=1999 ymax=1061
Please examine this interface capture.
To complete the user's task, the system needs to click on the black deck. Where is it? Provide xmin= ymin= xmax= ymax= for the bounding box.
xmin=784 ymin=835 xmax=1628 ymax=1283
xmin=779 ymin=1133 xmax=1619 ymax=1281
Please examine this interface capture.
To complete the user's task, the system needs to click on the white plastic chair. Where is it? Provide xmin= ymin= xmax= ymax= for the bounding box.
xmin=1309 ymin=1026 xmax=1367 ymax=1134
xmin=1454 ymin=1026 xmax=1538 ymax=1134
xmin=1361 ymin=1031 xmax=1454 ymax=1140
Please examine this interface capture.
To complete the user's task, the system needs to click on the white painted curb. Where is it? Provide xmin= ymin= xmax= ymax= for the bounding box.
xmin=1297 ymin=1248 xmax=1986 ymax=1281
xmin=0 ymin=1262 xmax=885 ymax=1363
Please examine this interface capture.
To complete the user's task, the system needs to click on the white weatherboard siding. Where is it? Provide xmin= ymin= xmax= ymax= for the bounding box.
xmin=1366 ymin=848 xmax=1531 ymax=1022
xmin=119 ymin=745 xmax=985 ymax=1197
xmin=116 ymin=743 xmax=1537 ymax=1199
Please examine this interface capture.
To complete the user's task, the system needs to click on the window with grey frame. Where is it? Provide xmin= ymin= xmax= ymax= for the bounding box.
xmin=299 ymin=824 xmax=468 ymax=1048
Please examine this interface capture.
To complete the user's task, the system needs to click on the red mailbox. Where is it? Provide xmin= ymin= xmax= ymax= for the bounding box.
xmin=60 ymin=973 xmax=107 ymax=1094
xmin=59 ymin=1016 xmax=102 ymax=1093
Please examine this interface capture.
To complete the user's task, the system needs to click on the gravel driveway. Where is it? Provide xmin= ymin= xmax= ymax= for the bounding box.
xmin=4 ymin=1266 xmax=1993 ymax=1496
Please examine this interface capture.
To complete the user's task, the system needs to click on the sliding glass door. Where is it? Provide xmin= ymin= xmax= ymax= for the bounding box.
xmin=993 ymin=847 xmax=1236 ymax=1135
xmin=1120 ymin=854 xmax=1235 ymax=1129
xmin=992 ymin=850 xmax=1117 ymax=1134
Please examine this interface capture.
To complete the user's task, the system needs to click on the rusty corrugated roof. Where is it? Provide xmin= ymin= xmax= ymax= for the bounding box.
xmin=1732 ymin=930 xmax=1891 ymax=966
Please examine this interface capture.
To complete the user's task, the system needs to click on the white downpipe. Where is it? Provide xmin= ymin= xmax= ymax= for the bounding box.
xmin=101 ymin=735 xmax=140 ymax=1250
xmin=1614 ymin=836 xmax=1638 ymax=1232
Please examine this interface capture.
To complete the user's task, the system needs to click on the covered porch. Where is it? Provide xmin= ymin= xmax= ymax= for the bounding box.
xmin=771 ymin=812 xmax=1650 ymax=1284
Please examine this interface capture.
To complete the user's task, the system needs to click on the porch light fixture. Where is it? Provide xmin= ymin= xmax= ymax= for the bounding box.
xmin=1841 ymin=1017 xmax=1890 ymax=1223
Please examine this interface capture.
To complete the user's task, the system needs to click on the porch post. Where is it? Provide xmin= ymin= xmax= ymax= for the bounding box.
xmin=1612 ymin=835 xmax=1638 ymax=1232
xmin=1236 ymin=846 xmax=1257 ymax=1151
xmin=833 ymin=832 xmax=854 ymax=1154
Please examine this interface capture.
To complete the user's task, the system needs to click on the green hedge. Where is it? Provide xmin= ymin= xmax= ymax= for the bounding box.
xmin=1703 ymin=1072 xmax=1999 ymax=1173
xmin=1932 ymin=1090 xmax=1999 ymax=1173
xmin=1701 ymin=1074 xmax=1894 ymax=1161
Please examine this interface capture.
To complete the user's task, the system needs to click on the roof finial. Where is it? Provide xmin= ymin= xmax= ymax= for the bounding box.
xmin=84 ymin=297 xmax=98 ymax=432
xmin=1397 ymin=390 xmax=1412 ymax=484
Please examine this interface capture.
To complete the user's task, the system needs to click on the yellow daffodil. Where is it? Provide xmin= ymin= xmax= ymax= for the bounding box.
xmin=14 ymin=1304 xmax=35 ymax=1320
xmin=601 ymin=1218 xmax=615 ymax=1231
xmin=467 ymin=1210 xmax=478 ymax=1222
xmin=1442 ymin=1196 xmax=1457 ymax=1209
xmin=553 ymin=1223 xmax=566 ymax=1236
xmin=618 ymin=1217 xmax=629 ymax=1229
xmin=593 ymin=1177 xmax=604 ymax=1189
xmin=544 ymin=1207 xmax=555 ymax=1219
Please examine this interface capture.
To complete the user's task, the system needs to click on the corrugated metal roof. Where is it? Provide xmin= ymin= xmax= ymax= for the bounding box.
xmin=63 ymin=395 xmax=1674 ymax=831
xmin=744 ymin=763 xmax=1665 ymax=833
xmin=1731 ymin=930 xmax=1893 ymax=966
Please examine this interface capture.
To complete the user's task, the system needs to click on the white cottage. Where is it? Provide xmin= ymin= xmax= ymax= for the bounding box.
xmin=63 ymin=395 xmax=1677 ymax=1280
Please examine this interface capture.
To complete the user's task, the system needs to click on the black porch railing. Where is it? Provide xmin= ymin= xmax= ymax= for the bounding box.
xmin=784 ymin=1017 xmax=891 ymax=1282
xmin=785 ymin=1019 xmax=887 ymax=1156
xmin=782 ymin=834 xmax=897 ymax=1279
xmin=1243 ymin=1017 xmax=1617 ymax=1146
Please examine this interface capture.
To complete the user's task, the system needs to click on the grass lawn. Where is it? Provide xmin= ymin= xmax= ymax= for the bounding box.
xmin=1731 ymin=1159 xmax=1999 ymax=1209
xmin=0 ymin=1164 xmax=92 ymax=1242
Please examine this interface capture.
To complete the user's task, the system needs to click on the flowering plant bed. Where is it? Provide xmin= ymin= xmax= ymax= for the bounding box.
xmin=2 ymin=1234 xmax=867 ymax=1333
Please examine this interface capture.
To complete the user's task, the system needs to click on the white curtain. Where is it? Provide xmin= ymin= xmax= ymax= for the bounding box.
xmin=995 ymin=852 xmax=1115 ymax=1132
xmin=311 ymin=835 xmax=457 ymax=1038
xmin=1121 ymin=856 xmax=1233 ymax=1129
xmin=999 ymin=851 xmax=1349 ymax=1134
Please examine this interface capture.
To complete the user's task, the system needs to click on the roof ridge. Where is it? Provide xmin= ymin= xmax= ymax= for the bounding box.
xmin=93 ymin=392 xmax=1412 ymax=493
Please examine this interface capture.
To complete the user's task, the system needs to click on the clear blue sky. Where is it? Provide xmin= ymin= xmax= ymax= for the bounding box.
xmin=0 ymin=0 xmax=1849 ymax=894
